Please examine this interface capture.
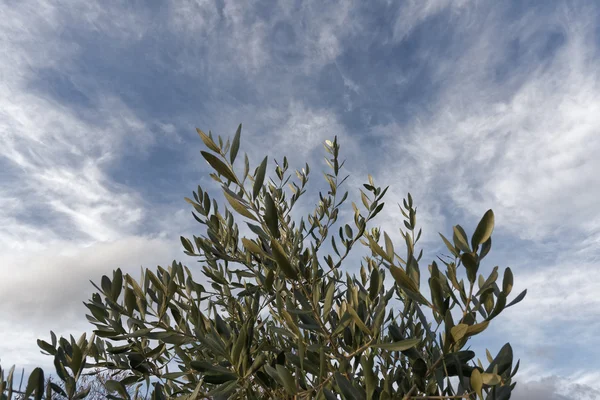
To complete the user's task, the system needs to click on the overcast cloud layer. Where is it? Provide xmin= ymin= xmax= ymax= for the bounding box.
xmin=1 ymin=1 xmax=599 ymax=398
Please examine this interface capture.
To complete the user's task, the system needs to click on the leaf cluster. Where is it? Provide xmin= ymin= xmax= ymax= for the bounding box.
xmin=1 ymin=125 xmax=526 ymax=400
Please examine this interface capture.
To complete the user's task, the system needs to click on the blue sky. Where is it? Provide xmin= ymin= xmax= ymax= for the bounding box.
xmin=1 ymin=1 xmax=599 ymax=399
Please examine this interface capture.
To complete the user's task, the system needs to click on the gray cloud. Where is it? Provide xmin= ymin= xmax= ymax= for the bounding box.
xmin=0 ymin=236 xmax=180 ymax=369
xmin=513 ymin=376 xmax=600 ymax=400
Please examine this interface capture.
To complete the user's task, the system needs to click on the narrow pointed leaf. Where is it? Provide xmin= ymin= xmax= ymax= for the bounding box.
xmin=470 ymin=368 xmax=483 ymax=399
xmin=201 ymin=151 xmax=238 ymax=183
xmin=196 ymin=128 xmax=221 ymax=152
xmin=347 ymin=306 xmax=371 ymax=336
xmin=371 ymin=338 xmax=420 ymax=351
xmin=466 ymin=320 xmax=490 ymax=337
xmin=276 ymin=364 xmax=296 ymax=395
xmin=389 ymin=265 xmax=419 ymax=293
xmin=383 ymin=232 xmax=394 ymax=261
xmin=197 ymin=128 xmax=221 ymax=152
xmin=105 ymin=379 xmax=130 ymax=398
xmin=230 ymin=124 xmax=241 ymax=164
xmin=505 ymin=289 xmax=527 ymax=308
xmin=253 ymin=156 xmax=268 ymax=200
xmin=180 ymin=236 xmax=194 ymax=253
xmin=334 ymin=372 xmax=365 ymax=400
xmin=24 ymin=367 xmax=44 ymax=400
xmin=265 ymin=269 xmax=274 ymax=291
xmin=223 ymin=189 xmax=258 ymax=221
xmin=450 ymin=324 xmax=469 ymax=343
xmin=271 ymin=239 xmax=297 ymax=280
xmin=369 ymin=268 xmax=380 ymax=301
xmin=471 ymin=210 xmax=495 ymax=250
xmin=367 ymin=236 xmax=391 ymax=262
xmin=264 ymin=192 xmax=280 ymax=238
xmin=439 ymin=233 xmax=459 ymax=257
xmin=453 ymin=226 xmax=471 ymax=253
xmin=324 ymin=283 xmax=335 ymax=317
xmin=242 ymin=238 xmax=265 ymax=256
xmin=502 ymin=267 xmax=513 ymax=295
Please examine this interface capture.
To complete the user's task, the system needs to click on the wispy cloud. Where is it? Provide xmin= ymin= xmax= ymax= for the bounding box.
xmin=365 ymin=2 xmax=600 ymax=396
xmin=375 ymin=2 xmax=600 ymax=243
xmin=0 ymin=0 xmax=187 ymax=370
xmin=392 ymin=0 xmax=474 ymax=43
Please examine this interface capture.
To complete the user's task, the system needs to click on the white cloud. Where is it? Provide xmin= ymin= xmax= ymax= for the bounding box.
xmin=272 ymin=101 xmax=354 ymax=158
xmin=371 ymin=3 xmax=600 ymax=248
xmin=0 ymin=97 xmax=149 ymax=244
xmin=168 ymin=0 xmax=360 ymax=76
xmin=392 ymin=0 xmax=474 ymax=43
xmin=0 ymin=0 xmax=195 ymax=375
xmin=167 ymin=0 xmax=270 ymax=75
xmin=369 ymin=4 xmax=600 ymax=396
xmin=295 ymin=1 xmax=356 ymax=70
xmin=369 ymin=11 xmax=600 ymax=380
xmin=168 ymin=0 xmax=221 ymax=35
xmin=492 ymin=261 xmax=600 ymax=347
xmin=0 ymin=1 xmax=160 ymax=245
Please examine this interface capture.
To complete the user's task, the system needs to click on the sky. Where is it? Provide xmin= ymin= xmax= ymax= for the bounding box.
xmin=0 ymin=0 xmax=599 ymax=399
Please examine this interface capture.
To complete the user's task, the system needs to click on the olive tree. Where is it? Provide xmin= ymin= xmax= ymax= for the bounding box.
xmin=0 ymin=125 xmax=526 ymax=399
xmin=0 ymin=368 xmax=141 ymax=400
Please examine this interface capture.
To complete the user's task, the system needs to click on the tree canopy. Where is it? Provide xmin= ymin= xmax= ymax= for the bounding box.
xmin=0 ymin=125 xmax=526 ymax=400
